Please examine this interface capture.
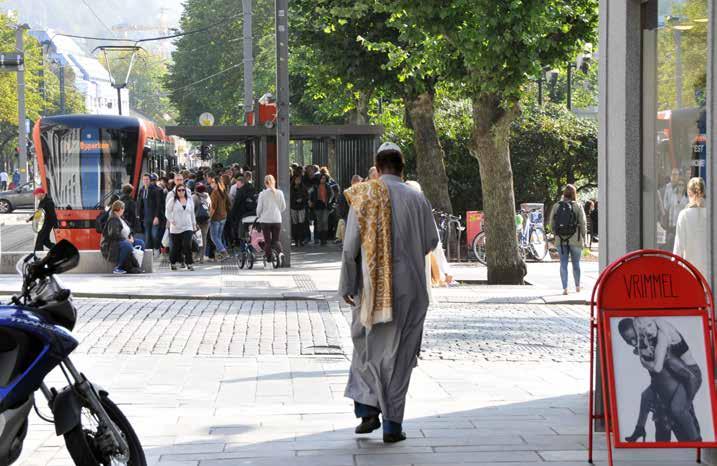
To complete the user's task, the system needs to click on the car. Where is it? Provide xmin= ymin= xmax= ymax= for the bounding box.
xmin=0 ymin=183 xmax=35 ymax=213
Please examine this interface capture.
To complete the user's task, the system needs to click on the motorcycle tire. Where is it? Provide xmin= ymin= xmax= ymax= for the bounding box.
xmin=64 ymin=394 xmax=146 ymax=466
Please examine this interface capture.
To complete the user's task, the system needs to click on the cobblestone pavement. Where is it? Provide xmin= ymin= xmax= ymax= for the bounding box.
xmin=65 ymin=298 xmax=589 ymax=362
xmin=70 ymin=299 xmax=344 ymax=356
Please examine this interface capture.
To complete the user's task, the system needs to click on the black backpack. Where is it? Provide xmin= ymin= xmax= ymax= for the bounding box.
xmin=554 ymin=201 xmax=578 ymax=248
xmin=196 ymin=197 xmax=210 ymax=224
xmin=95 ymin=210 xmax=110 ymax=233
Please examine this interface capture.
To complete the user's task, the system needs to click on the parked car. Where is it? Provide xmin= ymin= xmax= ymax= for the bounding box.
xmin=0 ymin=183 xmax=34 ymax=213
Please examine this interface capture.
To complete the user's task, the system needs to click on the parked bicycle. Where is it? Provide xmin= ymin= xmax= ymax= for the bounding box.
xmin=433 ymin=210 xmax=465 ymax=261
xmin=471 ymin=208 xmax=549 ymax=264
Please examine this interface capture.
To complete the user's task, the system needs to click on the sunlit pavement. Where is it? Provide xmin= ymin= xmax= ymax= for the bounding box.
xmin=14 ymin=297 xmax=696 ymax=466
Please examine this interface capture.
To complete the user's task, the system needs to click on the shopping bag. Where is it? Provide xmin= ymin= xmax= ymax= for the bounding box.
xmin=161 ymin=229 xmax=170 ymax=248
xmin=194 ymin=230 xmax=203 ymax=248
xmin=132 ymin=246 xmax=144 ymax=267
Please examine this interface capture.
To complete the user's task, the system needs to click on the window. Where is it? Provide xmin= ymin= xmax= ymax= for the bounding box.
xmin=40 ymin=126 xmax=139 ymax=209
xmin=642 ymin=0 xmax=710 ymax=279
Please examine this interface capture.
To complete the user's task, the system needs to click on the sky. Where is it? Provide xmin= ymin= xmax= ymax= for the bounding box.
xmin=4 ymin=0 xmax=184 ymax=48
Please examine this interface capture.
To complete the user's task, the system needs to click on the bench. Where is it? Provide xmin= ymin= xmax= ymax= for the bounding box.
xmin=0 ymin=249 xmax=155 ymax=274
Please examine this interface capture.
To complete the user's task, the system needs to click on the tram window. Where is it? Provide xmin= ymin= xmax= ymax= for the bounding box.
xmin=39 ymin=126 xmax=139 ymax=209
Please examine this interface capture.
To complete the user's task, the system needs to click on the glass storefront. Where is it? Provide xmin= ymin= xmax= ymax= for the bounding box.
xmin=642 ymin=0 xmax=710 ymax=279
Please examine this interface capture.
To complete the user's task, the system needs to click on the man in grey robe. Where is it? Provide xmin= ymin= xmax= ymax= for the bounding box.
xmin=340 ymin=143 xmax=439 ymax=443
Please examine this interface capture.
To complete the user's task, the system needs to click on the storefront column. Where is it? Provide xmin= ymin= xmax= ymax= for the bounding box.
xmin=597 ymin=0 xmax=643 ymax=432
xmin=706 ymin=2 xmax=716 ymax=462
xmin=598 ymin=0 xmax=643 ymax=271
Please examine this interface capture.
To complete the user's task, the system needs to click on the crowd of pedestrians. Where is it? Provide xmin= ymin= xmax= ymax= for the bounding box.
xmin=288 ymin=163 xmax=372 ymax=247
xmin=96 ymin=160 xmax=447 ymax=277
xmin=99 ymin=164 xmax=260 ymax=274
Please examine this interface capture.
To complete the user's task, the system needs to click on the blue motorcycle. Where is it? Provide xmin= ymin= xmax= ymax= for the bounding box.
xmin=0 ymin=240 xmax=145 ymax=465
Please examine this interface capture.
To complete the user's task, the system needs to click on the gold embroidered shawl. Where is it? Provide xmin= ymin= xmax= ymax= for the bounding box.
xmin=344 ymin=179 xmax=393 ymax=329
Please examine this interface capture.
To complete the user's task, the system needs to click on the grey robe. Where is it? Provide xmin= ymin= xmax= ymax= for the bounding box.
xmin=340 ymin=174 xmax=439 ymax=423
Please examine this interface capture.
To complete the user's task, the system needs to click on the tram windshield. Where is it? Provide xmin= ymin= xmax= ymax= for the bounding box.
xmin=39 ymin=125 xmax=139 ymax=209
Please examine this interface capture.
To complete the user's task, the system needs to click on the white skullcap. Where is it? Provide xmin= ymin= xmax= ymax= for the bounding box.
xmin=377 ymin=142 xmax=402 ymax=154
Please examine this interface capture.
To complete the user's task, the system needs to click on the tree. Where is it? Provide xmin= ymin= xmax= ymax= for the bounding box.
xmin=0 ymin=14 xmax=84 ymax=170
xmin=291 ymin=1 xmax=454 ymax=212
xmin=511 ymin=104 xmax=597 ymax=209
xmin=167 ymin=0 xmax=277 ymax=125
xmin=389 ymin=0 xmax=598 ymax=283
xmin=99 ymin=50 xmax=178 ymax=124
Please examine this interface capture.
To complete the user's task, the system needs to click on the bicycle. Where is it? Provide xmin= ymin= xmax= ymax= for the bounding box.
xmin=434 ymin=210 xmax=465 ymax=261
xmin=471 ymin=208 xmax=548 ymax=264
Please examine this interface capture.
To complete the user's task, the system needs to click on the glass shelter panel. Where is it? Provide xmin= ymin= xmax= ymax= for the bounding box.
xmin=642 ymin=0 xmax=710 ymax=279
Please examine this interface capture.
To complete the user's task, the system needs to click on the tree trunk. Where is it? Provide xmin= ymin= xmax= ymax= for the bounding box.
xmin=347 ymin=91 xmax=371 ymax=125
xmin=470 ymin=94 xmax=526 ymax=284
xmin=405 ymin=91 xmax=453 ymax=213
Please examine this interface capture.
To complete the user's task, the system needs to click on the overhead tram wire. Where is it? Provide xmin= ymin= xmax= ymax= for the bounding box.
xmin=79 ymin=0 xmax=117 ymax=36
xmin=168 ymin=62 xmax=243 ymax=95
xmin=50 ymin=11 xmax=244 ymax=45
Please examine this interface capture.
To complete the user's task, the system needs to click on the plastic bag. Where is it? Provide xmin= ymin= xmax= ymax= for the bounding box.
xmin=161 ymin=229 xmax=170 ymax=248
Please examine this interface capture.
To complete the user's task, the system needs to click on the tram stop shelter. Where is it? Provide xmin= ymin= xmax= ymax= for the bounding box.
xmin=165 ymin=123 xmax=384 ymax=266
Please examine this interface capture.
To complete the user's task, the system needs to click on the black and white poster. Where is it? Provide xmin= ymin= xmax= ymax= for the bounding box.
xmin=609 ymin=315 xmax=715 ymax=444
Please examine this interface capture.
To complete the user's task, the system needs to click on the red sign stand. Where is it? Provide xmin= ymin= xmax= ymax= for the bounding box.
xmin=588 ymin=249 xmax=717 ymax=466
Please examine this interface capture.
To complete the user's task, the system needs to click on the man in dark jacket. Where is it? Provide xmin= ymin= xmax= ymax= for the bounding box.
xmin=228 ymin=171 xmax=257 ymax=242
xmin=119 ymin=184 xmax=139 ymax=232
xmin=28 ymin=187 xmax=57 ymax=251
xmin=137 ymin=173 xmax=163 ymax=252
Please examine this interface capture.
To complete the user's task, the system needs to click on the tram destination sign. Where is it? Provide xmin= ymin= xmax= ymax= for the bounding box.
xmin=0 ymin=53 xmax=23 ymax=70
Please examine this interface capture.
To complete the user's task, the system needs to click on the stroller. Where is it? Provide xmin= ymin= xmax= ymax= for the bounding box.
xmin=237 ymin=216 xmax=285 ymax=269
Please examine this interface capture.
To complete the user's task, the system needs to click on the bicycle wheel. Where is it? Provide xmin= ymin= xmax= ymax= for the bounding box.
xmin=239 ymin=250 xmax=247 ymax=269
xmin=529 ymin=227 xmax=549 ymax=261
xmin=471 ymin=232 xmax=487 ymax=265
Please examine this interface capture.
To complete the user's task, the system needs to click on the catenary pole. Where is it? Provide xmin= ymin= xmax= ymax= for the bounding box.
xmin=275 ymin=0 xmax=291 ymax=266
xmin=16 ymin=25 xmax=28 ymax=183
xmin=243 ymin=0 xmax=253 ymax=121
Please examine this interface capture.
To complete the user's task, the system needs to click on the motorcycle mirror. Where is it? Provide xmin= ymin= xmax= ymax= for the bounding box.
xmin=43 ymin=240 xmax=80 ymax=275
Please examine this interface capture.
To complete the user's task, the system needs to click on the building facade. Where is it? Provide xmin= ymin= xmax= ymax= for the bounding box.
xmin=600 ymin=0 xmax=714 ymax=285
xmin=30 ymin=30 xmax=129 ymax=116
xmin=600 ymin=0 xmax=715 ymax=458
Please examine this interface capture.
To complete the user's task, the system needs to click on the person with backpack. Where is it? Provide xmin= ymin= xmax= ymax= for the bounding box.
xmin=192 ymin=183 xmax=212 ymax=263
xmin=549 ymin=184 xmax=587 ymax=295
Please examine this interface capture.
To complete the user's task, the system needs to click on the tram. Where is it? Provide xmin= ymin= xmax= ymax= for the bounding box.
xmin=32 ymin=114 xmax=176 ymax=249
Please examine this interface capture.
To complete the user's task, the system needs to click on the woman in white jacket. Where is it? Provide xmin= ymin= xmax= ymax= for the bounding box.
xmin=256 ymin=174 xmax=286 ymax=259
xmin=166 ymin=185 xmax=197 ymax=271
xmin=674 ymin=177 xmax=708 ymax=278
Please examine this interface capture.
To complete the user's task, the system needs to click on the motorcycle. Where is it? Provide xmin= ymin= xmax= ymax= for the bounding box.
xmin=0 ymin=240 xmax=145 ymax=465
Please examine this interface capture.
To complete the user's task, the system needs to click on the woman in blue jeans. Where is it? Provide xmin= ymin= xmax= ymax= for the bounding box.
xmin=100 ymin=200 xmax=145 ymax=274
xmin=549 ymin=184 xmax=587 ymax=295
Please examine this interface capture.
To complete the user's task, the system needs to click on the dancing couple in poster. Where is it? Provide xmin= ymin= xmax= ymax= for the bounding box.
xmin=618 ymin=317 xmax=703 ymax=442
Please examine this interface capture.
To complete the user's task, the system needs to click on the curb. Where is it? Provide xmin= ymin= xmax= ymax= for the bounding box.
xmin=0 ymin=290 xmax=334 ymax=302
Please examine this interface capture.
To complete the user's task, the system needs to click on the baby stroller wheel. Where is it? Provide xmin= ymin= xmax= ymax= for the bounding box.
xmin=278 ymin=252 xmax=286 ymax=268
xmin=239 ymin=251 xmax=247 ymax=269
xmin=247 ymin=252 xmax=255 ymax=269
xmin=271 ymin=251 xmax=281 ymax=269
